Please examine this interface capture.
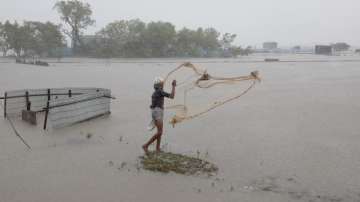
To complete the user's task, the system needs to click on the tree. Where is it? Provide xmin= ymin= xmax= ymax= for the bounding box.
xmin=97 ymin=20 xmax=134 ymax=57
xmin=23 ymin=21 xmax=65 ymax=57
xmin=220 ymin=33 xmax=237 ymax=50
xmin=143 ymin=21 xmax=176 ymax=57
xmin=331 ymin=42 xmax=350 ymax=52
xmin=96 ymin=19 xmax=147 ymax=57
xmin=0 ymin=22 xmax=10 ymax=56
xmin=175 ymin=28 xmax=199 ymax=57
xmin=200 ymin=28 xmax=221 ymax=56
xmin=2 ymin=21 xmax=25 ymax=57
xmin=54 ymin=0 xmax=95 ymax=54
xmin=78 ymin=18 xmax=250 ymax=58
xmin=173 ymin=27 xmax=220 ymax=57
xmin=123 ymin=19 xmax=147 ymax=57
xmin=0 ymin=21 xmax=65 ymax=58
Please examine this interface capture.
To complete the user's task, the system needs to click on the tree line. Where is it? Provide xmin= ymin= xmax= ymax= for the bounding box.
xmin=0 ymin=0 xmax=252 ymax=58
xmin=0 ymin=21 xmax=65 ymax=58
xmin=83 ymin=19 xmax=252 ymax=58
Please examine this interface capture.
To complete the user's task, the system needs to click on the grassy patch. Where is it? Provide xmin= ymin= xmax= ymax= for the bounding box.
xmin=140 ymin=152 xmax=218 ymax=176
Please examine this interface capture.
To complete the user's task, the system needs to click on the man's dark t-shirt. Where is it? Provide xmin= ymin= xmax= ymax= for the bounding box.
xmin=150 ymin=89 xmax=171 ymax=109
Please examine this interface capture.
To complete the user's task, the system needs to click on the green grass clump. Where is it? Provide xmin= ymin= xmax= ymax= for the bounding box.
xmin=140 ymin=152 xmax=218 ymax=175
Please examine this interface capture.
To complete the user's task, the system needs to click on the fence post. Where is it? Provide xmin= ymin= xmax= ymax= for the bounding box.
xmin=4 ymin=92 xmax=7 ymax=118
xmin=43 ymin=101 xmax=50 ymax=130
xmin=47 ymin=89 xmax=51 ymax=101
xmin=25 ymin=91 xmax=31 ymax=111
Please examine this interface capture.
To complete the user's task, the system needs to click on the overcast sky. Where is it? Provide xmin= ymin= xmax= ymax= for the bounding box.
xmin=1 ymin=0 xmax=359 ymax=47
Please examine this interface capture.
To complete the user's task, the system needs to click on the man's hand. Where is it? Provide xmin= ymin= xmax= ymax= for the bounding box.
xmin=170 ymin=80 xmax=176 ymax=99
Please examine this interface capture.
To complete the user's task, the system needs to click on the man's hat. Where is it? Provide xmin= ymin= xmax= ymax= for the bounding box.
xmin=154 ymin=77 xmax=164 ymax=85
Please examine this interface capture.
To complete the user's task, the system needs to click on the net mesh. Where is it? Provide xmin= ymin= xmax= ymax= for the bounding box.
xmin=163 ymin=62 xmax=261 ymax=126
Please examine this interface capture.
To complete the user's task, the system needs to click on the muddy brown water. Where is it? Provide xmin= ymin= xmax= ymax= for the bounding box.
xmin=0 ymin=55 xmax=360 ymax=202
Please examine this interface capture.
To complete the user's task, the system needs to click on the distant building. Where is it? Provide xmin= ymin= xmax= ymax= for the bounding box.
xmin=292 ymin=46 xmax=301 ymax=53
xmin=263 ymin=42 xmax=278 ymax=50
xmin=315 ymin=45 xmax=332 ymax=55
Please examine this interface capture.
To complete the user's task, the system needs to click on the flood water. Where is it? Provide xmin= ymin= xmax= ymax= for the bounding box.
xmin=0 ymin=55 xmax=360 ymax=202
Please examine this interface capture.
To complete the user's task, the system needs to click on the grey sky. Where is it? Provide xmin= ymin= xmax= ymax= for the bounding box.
xmin=1 ymin=0 xmax=359 ymax=47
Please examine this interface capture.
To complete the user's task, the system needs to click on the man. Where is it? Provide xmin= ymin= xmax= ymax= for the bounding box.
xmin=142 ymin=77 xmax=176 ymax=154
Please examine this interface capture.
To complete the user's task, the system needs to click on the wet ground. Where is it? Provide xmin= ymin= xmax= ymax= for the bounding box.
xmin=0 ymin=55 xmax=360 ymax=202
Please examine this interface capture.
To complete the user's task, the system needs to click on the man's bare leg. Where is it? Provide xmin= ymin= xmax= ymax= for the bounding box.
xmin=143 ymin=120 xmax=163 ymax=154
xmin=156 ymin=135 xmax=162 ymax=152
xmin=155 ymin=121 xmax=163 ymax=152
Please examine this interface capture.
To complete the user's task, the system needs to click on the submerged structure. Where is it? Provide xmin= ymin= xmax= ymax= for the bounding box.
xmin=263 ymin=42 xmax=278 ymax=50
xmin=1 ymin=87 xmax=112 ymax=129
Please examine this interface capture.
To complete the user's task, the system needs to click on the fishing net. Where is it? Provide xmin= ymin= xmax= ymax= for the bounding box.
xmin=163 ymin=62 xmax=261 ymax=126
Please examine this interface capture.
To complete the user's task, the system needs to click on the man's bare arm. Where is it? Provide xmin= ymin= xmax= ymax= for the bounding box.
xmin=170 ymin=80 xmax=176 ymax=99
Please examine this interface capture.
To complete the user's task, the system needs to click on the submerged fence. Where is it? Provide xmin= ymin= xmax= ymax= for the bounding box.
xmin=1 ymin=88 xmax=112 ymax=129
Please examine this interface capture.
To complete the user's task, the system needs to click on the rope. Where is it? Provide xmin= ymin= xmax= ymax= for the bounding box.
xmin=0 ymin=103 xmax=31 ymax=150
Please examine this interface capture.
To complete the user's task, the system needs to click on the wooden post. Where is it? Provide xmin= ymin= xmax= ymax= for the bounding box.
xmin=44 ymin=89 xmax=51 ymax=130
xmin=43 ymin=101 xmax=49 ymax=130
xmin=4 ymin=92 xmax=7 ymax=118
xmin=68 ymin=89 xmax=72 ymax=97
xmin=25 ymin=91 xmax=30 ymax=111
xmin=27 ymin=102 xmax=31 ymax=111
xmin=47 ymin=89 xmax=51 ymax=101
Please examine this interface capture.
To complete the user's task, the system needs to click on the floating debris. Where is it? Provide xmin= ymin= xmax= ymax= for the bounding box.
xmin=140 ymin=152 xmax=218 ymax=175
xmin=120 ymin=162 xmax=127 ymax=169
xmin=243 ymin=186 xmax=255 ymax=191
xmin=264 ymin=58 xmax=280 ymax=62
xmin=136 ymin=163 xmax=141 ymax=172
xmin=230 ymin=185 xmax=234 ymax=192
xmin=287 ymin=177 xmax=295 ymax=182
xmin=205 ymin=151 xmax=209 ymax=158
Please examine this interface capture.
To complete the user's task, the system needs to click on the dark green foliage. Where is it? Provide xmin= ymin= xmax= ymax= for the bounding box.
xmin=54 ymin=0 xmax=95 ymax=54
xmin=88 ymin=19 xmax=250 ymax=58
xmin=0 ymin=21 xmax=65 ymax=57
xmin=1 ymin=0 xmax=251 ymax=58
